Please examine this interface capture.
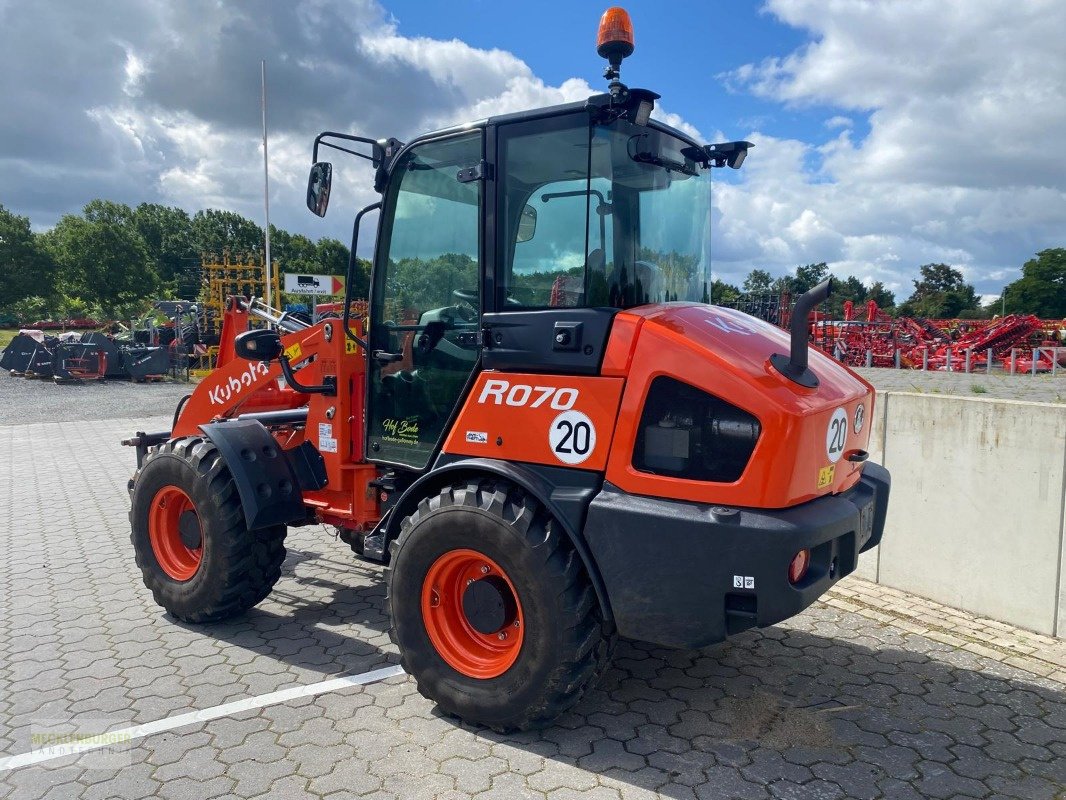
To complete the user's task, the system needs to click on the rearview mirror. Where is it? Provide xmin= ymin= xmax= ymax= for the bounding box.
xmin=517 ymin=204 xmax=537 ymax=243
xmin=234 ymin=329 xmax=283 ymax=362
xmin=306 ymin=162 xmax=332 ymax=217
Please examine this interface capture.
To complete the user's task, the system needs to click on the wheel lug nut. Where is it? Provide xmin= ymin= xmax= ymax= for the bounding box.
xmin=466 ymin=578 xmax=474 ymax=586
xmin=498 ymin=632 xmax=507 ymax=640
xmin=513 ymin=620 xmax=520 ymax=628
xmin=480 ymin=565 xmax=490 ymax=574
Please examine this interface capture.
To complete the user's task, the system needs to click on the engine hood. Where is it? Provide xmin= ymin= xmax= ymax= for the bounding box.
xmin=628 ymin=302 xmax=871 ymax=412
xmin=604 ymin=302 xmax=877 ymax=507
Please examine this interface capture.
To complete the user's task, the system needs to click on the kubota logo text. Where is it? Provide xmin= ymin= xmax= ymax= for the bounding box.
xmin=477 ymin=379 xmax=578 ymax=410
xmin=208 ymin=362 xmax=270 ymax=406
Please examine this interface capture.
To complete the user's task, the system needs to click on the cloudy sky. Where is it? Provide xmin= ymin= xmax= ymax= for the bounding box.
xmin=2 ymin=0 xmax=1064 ymax=300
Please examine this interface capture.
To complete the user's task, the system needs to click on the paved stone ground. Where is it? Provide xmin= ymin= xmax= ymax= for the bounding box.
xmin=0 ymin=374 xmax=192 ymax=426
xmin=1 ymin=416 xmax=1065 ymax=799
xmin=856 ymin=367 xmax=1066 ymax=404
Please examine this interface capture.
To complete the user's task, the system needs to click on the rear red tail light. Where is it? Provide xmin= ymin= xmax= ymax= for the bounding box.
xmin=788 ymin=549 xmax=811 ymax=584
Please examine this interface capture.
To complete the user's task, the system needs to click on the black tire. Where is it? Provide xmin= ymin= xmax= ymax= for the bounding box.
xmin=387 ymin=478 xmax=615 ymax=731
xmin=130 ymin=437 xmax=287 ymax=623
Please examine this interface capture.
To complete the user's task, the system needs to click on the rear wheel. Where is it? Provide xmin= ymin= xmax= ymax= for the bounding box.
xmin=387 ymin=478 xmax=614 ymax=731
xmin=130 ymin=437 xmax=287 ymax=622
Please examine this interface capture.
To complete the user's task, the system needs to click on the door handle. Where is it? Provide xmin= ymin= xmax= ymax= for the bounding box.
xmin=373 ymin=350 xmax=403 ymax=365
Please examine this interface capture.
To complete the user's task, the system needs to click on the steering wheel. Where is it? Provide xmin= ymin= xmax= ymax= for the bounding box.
xmin=451 ymin=289 xmax=478 ymax=322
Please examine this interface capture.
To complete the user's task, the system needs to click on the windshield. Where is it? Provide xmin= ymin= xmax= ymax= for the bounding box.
xmin=498 ymin=114 xmax=711 ymax=309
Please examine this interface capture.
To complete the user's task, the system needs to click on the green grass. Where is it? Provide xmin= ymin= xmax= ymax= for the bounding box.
xmin=0 ymin=329 xmax=16 ymax=349
xmin=970 ymin=383 xmax=988 ymax=394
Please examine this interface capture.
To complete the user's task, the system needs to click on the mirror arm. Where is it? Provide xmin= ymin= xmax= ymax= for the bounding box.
xmin=312 ymin=132 xmax=385 ymax=166
xmin=343 ymin=201 xmax=382 ymax=351
xmin=278 ymin=354 xmax=336 ymax=396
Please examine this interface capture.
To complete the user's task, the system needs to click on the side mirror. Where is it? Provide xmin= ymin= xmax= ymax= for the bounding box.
xmin=306 ymin=162 xmax=332 ymax=217
xmin=235 ymin=329 xmax=283 ymax=362
xmin=516 ymin=204 xmax=537 ymax=243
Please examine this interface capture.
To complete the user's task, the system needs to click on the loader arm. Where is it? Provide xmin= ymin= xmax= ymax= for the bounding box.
xmin=172 ymin=316 xmax=327 ymax=438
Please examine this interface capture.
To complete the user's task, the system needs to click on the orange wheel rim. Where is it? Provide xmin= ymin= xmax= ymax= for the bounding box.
xmin=421 ymin=549 xmax=524 ymax=679
xmin=148 ymin=486 xmax=203 ymax=581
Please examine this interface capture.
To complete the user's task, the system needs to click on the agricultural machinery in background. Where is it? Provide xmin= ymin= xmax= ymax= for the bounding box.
xmin=811 ymin=300 xmax=1064 ymax=373
xmin=0 ymin=301 xmax=207 ymax=384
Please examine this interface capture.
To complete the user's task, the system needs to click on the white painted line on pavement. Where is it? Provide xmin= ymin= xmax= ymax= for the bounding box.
xmin=0 ymin=664 xmax=406 ymax=772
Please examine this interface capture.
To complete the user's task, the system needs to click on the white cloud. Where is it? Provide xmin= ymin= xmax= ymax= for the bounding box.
xmin=3 ymin=0 xmax=704 ymax=248
xmin=717 ymin=0 xmax=1066 ymax=295
xmin=4 ymin=0 xmax=1061 ymax=301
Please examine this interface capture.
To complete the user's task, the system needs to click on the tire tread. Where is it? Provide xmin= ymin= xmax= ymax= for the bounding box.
xmin=386 ymin=477 xmax=615 ymax=732
xmin=130 ymin=437 xmax=286 ymax=623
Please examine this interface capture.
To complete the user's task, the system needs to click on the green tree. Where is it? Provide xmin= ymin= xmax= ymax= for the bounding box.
xmin=386 ymin=253 xmax=477 ymax=320
xmin=742 ymin=269 xmax=773 ymax=293
xmin=191 ymin=209 xmax=263 ymax=258
xmin=269 ymin=226 xmax=314 ymax=274
xmin=133 ymin=203 xmax=196 ymax=283
xmin=826 ymin=275 xmax=866 ymax=318
xmin=1000 ymin=249 xmax=1066 ymax=317
xmin=710 ymin=279 xmax=741 ymax=305
xmin=0 ymin=204 xmax=57 ymax=312
xmin=899 ymin=263 xmax=979 ymax=318
xmin=794 ymin=262 xmax=829 ymax=294
xmin=286 ymin=234 xmax=318 ymax=275
xmin=44 ymin=201 xmax=158 ymax=315
xmin=866 ymin=281 xmax=895 ymax=311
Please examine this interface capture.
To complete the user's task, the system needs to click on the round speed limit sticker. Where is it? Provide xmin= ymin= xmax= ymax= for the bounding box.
xmin=549 ymin=410 xmax=596 ymax=465
xmin=825 ymin=407 xmax=848 ymax=463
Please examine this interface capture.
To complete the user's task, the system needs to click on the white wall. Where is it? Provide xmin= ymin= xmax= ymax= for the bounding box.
xmin=855 ymin=392 xmax=1066 ymax=637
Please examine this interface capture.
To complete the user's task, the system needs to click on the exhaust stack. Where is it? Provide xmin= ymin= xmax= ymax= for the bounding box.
xmin=769 ymin=277 xmax=833 ymax=388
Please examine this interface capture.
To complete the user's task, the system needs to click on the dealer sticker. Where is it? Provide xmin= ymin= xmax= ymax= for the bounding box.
xmin=465 ymin=431 xmax=488 ymax=444
xmin=854 ymin=403 xmax=865 ymax=433
xmin=826 ymin=407 xmax=848 ymax=464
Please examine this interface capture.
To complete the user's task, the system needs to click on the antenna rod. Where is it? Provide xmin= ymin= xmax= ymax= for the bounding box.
xmin=261 ymin=59 xmax=273 ymax=311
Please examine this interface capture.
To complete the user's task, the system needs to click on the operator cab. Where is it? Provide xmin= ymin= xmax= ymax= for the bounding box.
xmin=305 ymin=11 xmax=751 ymax=474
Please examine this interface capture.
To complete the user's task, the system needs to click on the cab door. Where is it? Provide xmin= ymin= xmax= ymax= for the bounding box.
xmin=366 ymin=132 xmax=483 ymax=469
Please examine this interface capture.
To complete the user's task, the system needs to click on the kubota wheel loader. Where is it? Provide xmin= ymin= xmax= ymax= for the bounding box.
xmin=125 ymin=7 xmax=890 ymax=731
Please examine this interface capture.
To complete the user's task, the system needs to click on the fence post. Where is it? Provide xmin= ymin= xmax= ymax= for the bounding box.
xmin=894 ymin=348 xmax=901 ymax=369
xmin=865 ymin=350 xmax=873 ymax=368
xmin=987 ymin=348 xmax=992 ymax=374
xmin=1010 ymin=348 xmax=1016 ymax=375
xmin=946 ymin=347 xmax=952 ymax=372
xmin=1032 ymin=349 xmax=1039 ymax=376
xmin=922 ymin=350 xmax=928 ymax=371
xmin=965 ymin=348 xmax=972 ymax=373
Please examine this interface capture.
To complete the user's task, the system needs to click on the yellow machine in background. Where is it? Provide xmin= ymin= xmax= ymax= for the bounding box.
xmin=199 ymin=252 xmax=280 ymax=341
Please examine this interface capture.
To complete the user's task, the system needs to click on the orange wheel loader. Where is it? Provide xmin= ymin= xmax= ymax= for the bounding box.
xmin=125 ymin=8 xmax=889 ymax=731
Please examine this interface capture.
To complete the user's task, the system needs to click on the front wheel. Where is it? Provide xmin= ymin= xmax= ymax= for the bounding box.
xmin=130 ymin=437 xmax=287 ymax=623
xmin=387 ymin=479 xmax=614 ymax=731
